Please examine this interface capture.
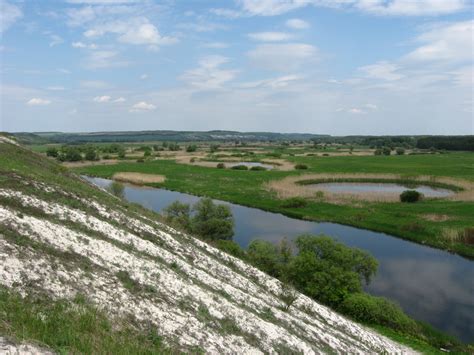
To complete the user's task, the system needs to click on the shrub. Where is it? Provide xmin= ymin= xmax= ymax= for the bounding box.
xmin=186 ymin=145 xmax=197 ymax=152
xmin=396 ymin=147 xmax=405 ymax=155
xmin=118 ymin=149 xmax=126 ymax=159
xmin=190 ymin=157 xmax=196 ymax=163
xmin=400 ymin=190 xmax=422 ymax=203
xmin=294 ymin=164 xmax=308 ymax=170
xmin=382 ymin=147 xmax=391 ymax=156
xmin=107 ymin=181 xmax=125 ymax=198
xmin=191 ymin=198 xmax=234 ymax=241
xmin=136 ymin=159 xmax=145 ymax=163
xmin=59 ymin=147 xmax=82 ymax=162
xmin=85 ymin=148 xmax=99 ymax=161
xmin=210 ymin=144 xmax=219 ymax=153
xmin=231 ymin=165 xmax=248 ymax=170
xmin=163 ymin=201 xmax=191 ymax=231
xmin=339 ymin=293 xmax=417 ymax=332
xmin=216 ymin=163 xmax=225 ymax=169
xmin=46 ymin=147 xmax=58 ymax=157
xmin=286 ymin=235 xmax=378 ymax=307
xmin=250 ymin=166 xmax=266 ymax=171
xmin=374 ymin=149 xmax=382 ymax=156
xmin=247 ymin=240 xmax=281 ymax=277
xmin=215 ymin=240 xmax=246 ymax=259
xmin=280 ymin=197 xmax=308 ymax=208
xmin=322 ymin=153 xmax=329 ymax=156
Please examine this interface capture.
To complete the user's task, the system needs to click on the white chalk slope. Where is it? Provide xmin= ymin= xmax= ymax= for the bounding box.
xmin=0 ymin=142 xmax=416 ymax=354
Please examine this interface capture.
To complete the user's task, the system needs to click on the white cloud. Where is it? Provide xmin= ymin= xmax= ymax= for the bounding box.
xmin=285 ymin=18 xmax=310 ymax=29
xmin=247 ymin=32 xmax=294 ymax=42
xmin=84 ymin=50 xmax=127 ymax=69
xmin=26 ymin=98 xmax=51 ymax=106
xmin=348 ymin=108 xmax=365 ymax=114
xmin=130 ymin=101 xmax=156 ymax=112
xmin=72 ymin=41 xmax=97 ymax=49
xmin=93 ymin=95 xmax=112 ymax=102
xmin=405 ymin=20 xmax=473 ymax=63
xmin=235 ymin=0 xmax=470 ymax=17
xmin=247 ymin=43 xmax=318 ymax=71
xmin=239 ymin=74 xmax=302 ymax=89
xmin=356 ymin=0 xmax=469 ymax=16
xmin=0 ymin=0 xmax=22 ymax=33
xmin=202 ymin=42 xmax=230 ymax=49
xmin=209 ymin=8 xmax=243 ymax=18
xmin=113 ymin=97 xmax=126 ymax=102
xmin=49 ymin=34 xmax=64 ymax=47
xmin=67 ymin=0 xmax=138 ymax=3
xmin=180 ymin=55 xmax=238 ymax=90
xmin=84 ymin=18 xmax=177 ymax=47
xmin=47 ymin=86 xmax=65 ymax=91
xmin=359 ymin=61 xmax=404 ymax=81
xmin=140 ymin=74 xmax=148 ymax=80
xmin=80 ymin=80 xmax=109 ymax=88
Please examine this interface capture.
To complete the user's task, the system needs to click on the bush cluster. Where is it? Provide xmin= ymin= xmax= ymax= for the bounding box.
xmin=400 ymin=190 xmax=422 ymax=203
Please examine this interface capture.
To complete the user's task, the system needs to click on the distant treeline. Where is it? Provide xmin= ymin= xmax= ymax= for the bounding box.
xmin=416 ymin=136 xmax=474 ymax=151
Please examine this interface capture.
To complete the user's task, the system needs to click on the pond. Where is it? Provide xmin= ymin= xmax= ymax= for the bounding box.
xmin=309 ymin=182 xmax=454 ymax=198
xmin=85 ymin=176 xmax=474 ymax=342
xmin=226 ymin=162 xmax=274 ymax=170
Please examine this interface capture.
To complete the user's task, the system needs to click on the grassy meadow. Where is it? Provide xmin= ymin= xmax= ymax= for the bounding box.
xmin=74 ymin=150 xmax=474 ymax=259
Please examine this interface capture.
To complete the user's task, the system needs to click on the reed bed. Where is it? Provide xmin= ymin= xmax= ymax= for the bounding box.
xmin=265 ymin=173 xmax=474 ymax=203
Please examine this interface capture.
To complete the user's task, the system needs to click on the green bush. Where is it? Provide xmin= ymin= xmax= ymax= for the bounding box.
xmin=250 ymin=166 xmax=266 ymax=171
xmin=186 ymin=145 xmax=197 ymax=152
xmin=46 ymin=147 xmax=58 ymax=158
xmin=247 ymin=240 xmax=282 ymax=277
xmin=280 ymin=197 xmax=308 ymax=208
xmin=339 ymin=293 xmax=417 ymax=332
xmin=215 ymin=240 xmax=246 ymax=259
xmin=400 ymin=190 xmax=422 ymax=203
xmin=216 ymin=163 xmax=226 ymax=169
xmin=374 ymin=149 xmax=382 ymax=156
xmin=191 ymin=198 xmax=234 ymax=241
xmin=231 ymin=165 xmax=248 ymax=170
xmin=286 ymin=235 xmax=378 ymax=307
xmin=396 ymin=147 xmax=405 ymax=155
xmin=382 ymin=147 xmax=391 ymax=156
xmin=294 ymin=164 xmax=308 ymax=170
xmin=107 ymin=181 xmax=125 ymax=199
xmin=163 ymin=201 xmax=191 ymax=230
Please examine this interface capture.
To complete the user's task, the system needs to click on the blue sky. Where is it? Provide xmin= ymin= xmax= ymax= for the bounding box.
xmin=0 ymin=0 xmax=472 ymax=135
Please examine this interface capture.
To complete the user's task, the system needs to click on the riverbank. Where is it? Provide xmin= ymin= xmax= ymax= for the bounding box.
xmin=74 ymin=152 xmax=474 ymax=259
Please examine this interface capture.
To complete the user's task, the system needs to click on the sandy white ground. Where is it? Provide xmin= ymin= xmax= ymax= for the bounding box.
xmin=0 ymin=177 xmax=417 ymax=353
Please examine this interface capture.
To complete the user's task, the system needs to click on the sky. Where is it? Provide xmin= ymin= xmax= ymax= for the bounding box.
xmin=0 ymin=0 xmax=473 ymax=135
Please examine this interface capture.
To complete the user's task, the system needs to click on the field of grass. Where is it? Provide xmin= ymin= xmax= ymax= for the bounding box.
xmin=75 ymin=152 xmax=474 ymax=259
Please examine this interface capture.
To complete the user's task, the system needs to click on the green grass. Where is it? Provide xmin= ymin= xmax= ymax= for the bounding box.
xmin=0 ymin=288 xmax=179 ymax=354
xmin=75 ymin=152 xmax=474 ymax=259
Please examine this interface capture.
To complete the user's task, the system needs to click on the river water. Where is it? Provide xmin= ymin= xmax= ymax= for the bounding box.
xmin=86 ymin=176 xmax=474 ymax=342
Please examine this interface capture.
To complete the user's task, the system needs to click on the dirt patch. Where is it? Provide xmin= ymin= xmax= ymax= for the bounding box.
xmin=422 ymin=214 xmax=451 ymax=222
xmin=265 ymin=173 xmax=474 ymax=204
xmin=112 ymin=172 xmax=166 ymax=184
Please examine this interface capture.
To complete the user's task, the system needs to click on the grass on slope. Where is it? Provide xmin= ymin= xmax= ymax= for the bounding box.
xmin=0 ymin=288 xmax=185 ymax=354
xmin=75 ymin=152 xmax=474 ymax=259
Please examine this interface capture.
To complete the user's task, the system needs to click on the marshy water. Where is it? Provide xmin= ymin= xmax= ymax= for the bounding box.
xmin=309 ymin=182 xmax=454 ymax=198
xmin=86 ymin=176 xmax=474 ymax=342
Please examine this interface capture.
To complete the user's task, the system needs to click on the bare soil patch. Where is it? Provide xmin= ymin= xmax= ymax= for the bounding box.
xmin=112 ymin=172 xmax=166 ymax=184
xmin=62 ymin=159 xmax=120 ymax=168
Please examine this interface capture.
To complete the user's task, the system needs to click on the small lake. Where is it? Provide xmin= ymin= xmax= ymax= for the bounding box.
xmin=309 ymin=182 xmax=454 ymax=198
xmin=86 ymin=176 xmax=474 ymax=342
xmin=227 ymin=162 xmax=274 ymax=170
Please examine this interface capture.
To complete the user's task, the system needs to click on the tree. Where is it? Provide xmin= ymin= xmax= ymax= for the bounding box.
xmin=396 ymin=147 xmax=405 ymax=155
xmin=186 ymin=144 xmax=197 ymax=152
xmin=85 ymin=148 xmax=98 ymax=161
xmin=163 ymin=201 xmax=191 ymax=230
xmin=247 ymin=240 xmax=281 ymax=277
xmin=46 ymin=147 xmax=58 ymax=158
xmin=118 ymin=148 xmax=126 ymax=159
xmin=191 ymin=198 xmax=233 ymax=241
xmin=210 ymin=144 xmax=219 ymax=153
xmin=60 ymin=147 xmax=82 ymax=162
xmin=107 ymin=181 xmax=125 ymax=198
xmin=286 ymin=235 xmax=378 ymax=307
xmin=382 ymin=147 xmax=391 ymax=156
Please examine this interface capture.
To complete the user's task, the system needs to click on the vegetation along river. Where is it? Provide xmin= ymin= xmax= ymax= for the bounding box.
xmin=86 ymin=176 xmax=474 ymax=342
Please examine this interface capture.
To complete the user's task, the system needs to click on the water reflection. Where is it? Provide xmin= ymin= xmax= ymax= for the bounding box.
xmin=309 ymin=182 xmax=454 ymax=198
xmin=85 ymin=176 xmax=474 ymax=342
